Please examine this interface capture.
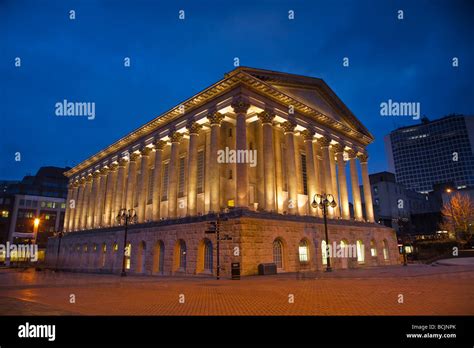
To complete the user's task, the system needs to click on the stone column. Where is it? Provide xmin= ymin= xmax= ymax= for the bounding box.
xmin=152 ymin=140 xmax=166 ymax=220
xmin=232 ymin=97 xmax=251 ymax=208
xmin=319 ymin=137 xmax=336 ymax=218
xmin=82 ymin=174 xmax=93 ymax=229
xmin=104 ymin=162 xmax=118 ymax=226
xmin=187 ymin=122 xmax=202 ymax=216
xmin=348 ymin=149 xmax=363 ymax=220
xmin=282 ymin=121 xmax=298 ymax=214
xmin=96 ymin=166 xmax=109 ymax=227
xmin=358 ymin=153 xmax=375 ymax=222
xmin=113 ymin=158 xmax=128 ymax=224
xmin=125 ymin=152 xmax=140 ymax=210
xmin=88 ymin=170 xmax=100 ymax=228
xmin=329 ymin=146 xmax=340 ymax=218
xmin=138 ymin=146 xmax=152 ymax=222
xmin=168 ymin=132 xmax=183 ymax=218
xmin=301 ymin=129 xmax=317 ymax=216
xmin=64 ymin=182 xmax=74 ymax=232
xmin=208 ymin=111 xmax=224 ymax=213
xmin=334 ymin=144 xmax=350 ymax=220
xmin=273 ymin=125 xmax=284 ymax=213
xmin=312 ymin=141 xmax=323 ymax=217
xmin=75 ymin=177 xmax=86 ymax=230
xmin=70 ymin=180 xmax=80 ymax=231
xmin=258 ymin=111 xmax=276 ymax=212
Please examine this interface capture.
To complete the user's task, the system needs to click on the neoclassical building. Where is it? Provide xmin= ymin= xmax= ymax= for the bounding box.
xmin=46 ymin=67 xmax=399 ymax=276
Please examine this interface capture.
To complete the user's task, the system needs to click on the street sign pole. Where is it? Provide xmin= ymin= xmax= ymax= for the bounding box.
xmin=216 ymin=213 xmax=220 ymax=280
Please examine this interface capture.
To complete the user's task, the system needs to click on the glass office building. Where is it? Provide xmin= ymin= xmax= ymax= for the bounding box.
xmin=385 ymin=115 xmax=474 ymax=193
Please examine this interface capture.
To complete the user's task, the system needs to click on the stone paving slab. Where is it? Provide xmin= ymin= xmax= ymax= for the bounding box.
xmin=0 ymin=264 xmax=472 ymax=316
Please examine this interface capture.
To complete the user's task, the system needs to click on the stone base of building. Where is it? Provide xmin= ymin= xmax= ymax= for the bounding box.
xmin=46 ymin=209 xmax=400 ymax=277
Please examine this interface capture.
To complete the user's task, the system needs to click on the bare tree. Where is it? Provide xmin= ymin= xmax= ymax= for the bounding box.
xmin=440 ymin=193 xmax=474 ymax=244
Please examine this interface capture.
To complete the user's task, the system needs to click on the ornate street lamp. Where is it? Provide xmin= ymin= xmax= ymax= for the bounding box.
xmin=116 ymin=208 xmax=138 ymax=277
xmin=312 ymin=193 xmax=337 ymax=272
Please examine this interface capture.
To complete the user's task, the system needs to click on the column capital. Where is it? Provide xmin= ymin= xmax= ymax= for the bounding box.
xmin=86 ymin=173 xmax=93 ymax=182
xmin=317 ymin=136 xmax=331 ymax=148
xmin=153 ymin=139 xmax=167 ymax=150
xmin=130 ymin=152 xmax=141 ymax=162
xmin=187 ymin=122 xmax=202 ymax=135
xmin=79 ymin=177 xmax=86 ymax=185
xmin=281 ymin=121 xmax=296 ymax=134
xmin=141 ymin=146 xmax=153 ymax=157
xmin=100 ymin=167 xmax=109 ymax=175
xmin=92 ymin=170 xmax=101 ymax=178
xmin=169 ymin=131 xmax=183 ymax=143
xmin=257 ymin=111 xmax=275 ymax=125
xmin=207 ymin=111 xmax=224 ymax=125
xmin=109 ymin=162 xmax=119 ymax=171
xmin=358 ymin=153 xmax=369 ymax=163
xmin=301 ymin=129 xmax=315 ymax=141
xmin=118 ymin=157 xmax=128 ymax=167
xmin=332 ymin=143 xmax=345 ymax=154
xmin=231 ymin=96 xmax=250 ymax=114
xmin=68 ymin=182 xmax=75 ymax=189
xmin=347 ymin=149 xmax=357 ymax=159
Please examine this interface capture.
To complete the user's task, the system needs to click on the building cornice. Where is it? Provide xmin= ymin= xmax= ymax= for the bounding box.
xmin=65 ymin=68 xmax=373 ymax=178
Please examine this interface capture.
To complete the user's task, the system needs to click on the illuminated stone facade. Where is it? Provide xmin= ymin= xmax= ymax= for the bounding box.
xmin=46 ymin=67 xmax=399 ymax=275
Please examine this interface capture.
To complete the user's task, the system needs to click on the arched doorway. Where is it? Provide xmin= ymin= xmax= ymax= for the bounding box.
xmin=356 ymin=240 xmax=365 ymax=264
xmin=153 ymin=241 xmax=165 ymax=274
xmin=174 ymin=239 xmax=187 ymax=272
xmin=136 ymin=241 xmax=146 ymax=274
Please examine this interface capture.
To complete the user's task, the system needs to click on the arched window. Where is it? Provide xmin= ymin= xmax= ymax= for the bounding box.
xmin=383 ymin=239 xmax=389 ymax=261
xmin=204 ymin=239 xmax=213 ymax=272
xmin=321 ymin=240 xmax=328 ymax=265
xmin=273 ymin=239 xmax=283 ymax=269
xmin=370 ymin=240 xmax=377 ymax=257
xmin=356 ymin=240 xmax=365 ymax=264
xmin=125 ymin=242 xmax=132 ymax=270
xmin=153 ymin=241 xmax=165 ymax=274
xmin=298 ymin=239 xmax=309 ymax=262
xmin=179 ymin=240 xmax=186 ymax=270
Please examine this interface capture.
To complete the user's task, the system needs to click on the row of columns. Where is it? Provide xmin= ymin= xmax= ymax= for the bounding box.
xmin=64 ymin=103 xmax=375 ymax=232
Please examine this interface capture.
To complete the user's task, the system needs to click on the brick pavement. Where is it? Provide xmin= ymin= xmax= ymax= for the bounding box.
xmin=0 ymin=264 xmax=472 ymax=315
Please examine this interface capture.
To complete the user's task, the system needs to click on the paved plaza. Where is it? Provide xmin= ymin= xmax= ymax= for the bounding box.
xmin=0 ymin=262 xmax=472 ymax=316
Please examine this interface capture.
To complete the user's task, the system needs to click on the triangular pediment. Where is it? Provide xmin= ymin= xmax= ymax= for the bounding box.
xmin=227 ymin=67 xmax=372 ymax=139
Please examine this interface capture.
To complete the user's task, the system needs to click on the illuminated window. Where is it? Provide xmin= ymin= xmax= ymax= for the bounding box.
xmin=113 ymin=242 xmax=118 ymax=252
xmin=61 ymin=203 xmax=66 ymax=209
xmin=125 ymin=242 xmax=131 ymax=270
xmin=273 ymin=239 xmax=283 ymax=269
xmin=101 ymin=243 xmax=107 ymax=268
xmin=370 ymin=240 xmax=377 ymax=257
xmin=197 ymin=150 xmax=205 ymax=194
xmin=161 ymin=162 xmax=169 ymax=201
xmin=383 ymin=240 xmax=389 ymax=261
xmin=1 ymin=211 xmax=8 ymax=218
xmin=298 ymin=240 xmax=309 ymax=262
xmin=178 ymin=157 xmax=185 ymax=198
xmin=321 ymin=240 xmax=328 ymax=265
xmin=204 ymin=240 xmax=213 ymax=272
xmin=227 ymin=199 xmax=235 ymax=207
xmin=300 ymin=153 xmax=308 ymax=195
xmin=356 ymin=240 xmax=365 ymax=264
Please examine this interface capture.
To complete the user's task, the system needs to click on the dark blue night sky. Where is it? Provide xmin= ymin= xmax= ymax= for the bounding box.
xmin=1 ymin=0 xmax=473 ymax=180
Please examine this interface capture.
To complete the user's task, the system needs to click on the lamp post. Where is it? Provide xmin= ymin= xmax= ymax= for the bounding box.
xmin=116 ymin=208 xmax=137 ymax=277
xmin=312 ymin=193 xmax=337 ymax=272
